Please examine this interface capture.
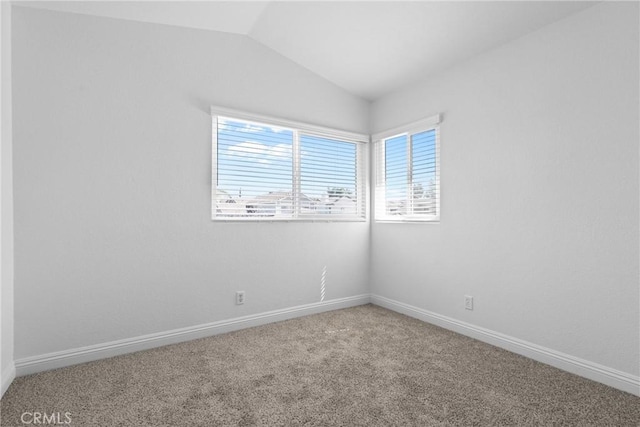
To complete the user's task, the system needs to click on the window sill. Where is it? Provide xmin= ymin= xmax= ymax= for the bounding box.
xmin=212 ymin=217 xmax=367 ymax=223
xmin=374 ymin=217 xmax=440 ymax=224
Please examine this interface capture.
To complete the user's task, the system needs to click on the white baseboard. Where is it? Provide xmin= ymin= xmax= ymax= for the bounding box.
xmin=1 ymin=362 xmax=16 ymax=398
xmin=15 ymin=294 xmax=371 ymax=377
xmin=371 ymin=294 xmax=640 ymax=397
xmin=14 ymin=293 xmax=639 ymax=397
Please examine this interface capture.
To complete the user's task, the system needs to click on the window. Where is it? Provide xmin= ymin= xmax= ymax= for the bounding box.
xmin=374 ymin=114 xmax=440 ymax=222
xmin=212 ymin=107 xmax=368 ymax=221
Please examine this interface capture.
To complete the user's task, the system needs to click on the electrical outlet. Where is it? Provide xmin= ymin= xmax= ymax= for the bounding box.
xmin=464 ymin=295 xmax=473 ymax=310
xmin=236 ymin=291 xmax=245 ymax=305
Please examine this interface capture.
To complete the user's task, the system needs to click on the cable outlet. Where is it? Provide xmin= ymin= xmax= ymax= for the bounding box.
xmin=236 ymin=291 xmax=245 ymax=305
xmin=464 ymin=295 xmax=473 ymax=310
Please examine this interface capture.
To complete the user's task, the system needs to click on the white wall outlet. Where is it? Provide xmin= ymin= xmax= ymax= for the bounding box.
xmin=464 ymin=295 xmax=473 ymax=310
xmin=236 ymin=291 xmax=245 ymax=305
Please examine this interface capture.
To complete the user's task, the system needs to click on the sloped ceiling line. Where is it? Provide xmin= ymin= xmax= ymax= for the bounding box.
xmin=19 ymin=1 xmax=597 ymax=101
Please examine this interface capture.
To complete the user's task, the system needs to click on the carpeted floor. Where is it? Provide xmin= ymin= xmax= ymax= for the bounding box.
xmin=1 ymin=304 xmax=639 ymax=426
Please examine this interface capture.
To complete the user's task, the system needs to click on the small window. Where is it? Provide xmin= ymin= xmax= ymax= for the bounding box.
xmin=212 ymin=107 xmax=368 ymax=221
xmin=374 ymin=115 xmax=440 ymax=222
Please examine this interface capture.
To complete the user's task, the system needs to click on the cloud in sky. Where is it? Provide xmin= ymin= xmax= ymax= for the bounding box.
xmin=224 ymin=141 xmax=292 ymax=164
xmin=218 ymin=117 xmax=288 ymax=134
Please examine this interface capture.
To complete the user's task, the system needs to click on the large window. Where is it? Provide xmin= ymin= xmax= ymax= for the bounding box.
xmin=212 ymin=107 xmax=368 ymax=221
xmin=374 ymin=115 xmax=440 ymax=222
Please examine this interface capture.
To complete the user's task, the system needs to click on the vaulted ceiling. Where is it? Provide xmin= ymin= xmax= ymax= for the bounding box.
xmin=21 ymin=1 xmax=597 ymax=101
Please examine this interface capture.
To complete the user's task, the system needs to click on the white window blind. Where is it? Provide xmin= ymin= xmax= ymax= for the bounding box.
xmin=374 ymin=115 xmax=440 ymax=222
xmin=215 ymin=117 xmax=294 ymax=218
xmin=299 ymin=134 xmax=366 ymax=219
xmin=212 ymin=107 xmax=367 ymax=221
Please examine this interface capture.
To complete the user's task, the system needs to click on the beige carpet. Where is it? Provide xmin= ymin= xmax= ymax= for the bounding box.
xmin=1 ymin=305 xmax=638 ymax=426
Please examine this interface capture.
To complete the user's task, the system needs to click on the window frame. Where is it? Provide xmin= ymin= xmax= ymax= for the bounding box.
xmin=211 ymin=105 xmax=369 ymax=222
xmin=373 ymin=114 xmax=441 ymax=223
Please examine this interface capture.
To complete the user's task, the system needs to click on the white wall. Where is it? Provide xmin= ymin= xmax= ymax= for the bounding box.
xmin=1 ymin=0 xmax=15 ymax=397
xmin=11 ymin=6 xmax=370 ymax=360
xmin=371 ymin=2 xmax=639 ymax=377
